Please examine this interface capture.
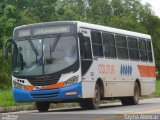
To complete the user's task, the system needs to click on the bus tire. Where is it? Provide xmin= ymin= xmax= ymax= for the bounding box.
xmin=91 ymin=84 xmax=100 ymax=109
xmin=130 ymin=82 xmax=140 ymax=105
xmin=121 ymin=82 xmax=140 ymax=105
xmin=88 ymin=84 xmax=101 ymax=109
xmin=79 ymin=84 xmax=100 ymax=109
xmin=35 ymin=102 xmax=50 ymax=112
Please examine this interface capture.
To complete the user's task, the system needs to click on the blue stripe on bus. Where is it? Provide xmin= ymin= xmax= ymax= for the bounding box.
xmin=13 ymin=82 xmax=82 ymax=102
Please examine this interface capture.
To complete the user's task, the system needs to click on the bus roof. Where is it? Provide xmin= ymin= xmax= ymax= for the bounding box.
xmin=76 ymin=21 xmax=151 ymax=39
xmin=14 ymin=21 xmax=151 ymax=39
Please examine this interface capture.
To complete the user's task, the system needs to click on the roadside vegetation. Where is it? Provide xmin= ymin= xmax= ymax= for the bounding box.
xmin=0 ymin=0 xmax=160 ymax=109
xmin=154 ymin=80 xmax=160 ymax=97
xmin=0 ymin=89 xmax=32 ymax=107
xmin=1 ymin=0 xmax=160 ymax=90
xmin=0 ymin=80 xmax=159 ymax=107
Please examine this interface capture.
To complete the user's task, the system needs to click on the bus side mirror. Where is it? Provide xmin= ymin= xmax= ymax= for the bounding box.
xmin=4 ymin=38 xmax=13 ymax=60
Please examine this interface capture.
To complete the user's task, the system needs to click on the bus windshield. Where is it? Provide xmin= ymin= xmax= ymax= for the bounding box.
xmin=12 ymin=35 xmax=78 ymax=76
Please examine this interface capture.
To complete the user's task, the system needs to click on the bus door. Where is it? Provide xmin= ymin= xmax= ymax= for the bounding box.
xmin=79 ymin=28 xmax=93 ymax=76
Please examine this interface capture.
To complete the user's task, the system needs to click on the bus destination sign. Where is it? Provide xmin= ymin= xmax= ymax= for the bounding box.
xmin=18 ymin=29 xmax=31 ymax=37
xmin=33 ymin=26 xmax=71 ymax=35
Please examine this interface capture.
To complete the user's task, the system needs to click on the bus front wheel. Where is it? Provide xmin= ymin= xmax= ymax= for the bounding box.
xmin=121 ymin=82 xmax=140 ymax=105
xmin=91 ymin=84 xmax=101 ymax=109
xmin=35 ymin=102 xmax=50 ymax=112
xmin=79 ymin=84 xmax=100 ymax=109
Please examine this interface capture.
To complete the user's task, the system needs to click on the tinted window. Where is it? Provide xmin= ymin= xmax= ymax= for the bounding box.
xmin=139 ymin=40 xmax=146 ymax=50
xmin=105 ymin=46 xmax=116 ymax=58
xmin=91 ymin=31 xmax=102 ymax=44
xmin=140 ymin=51 xmax=148 ymax=61
xmin=80 ymin=36 xmax=92 ymax=59
xmin=139 ymin=39 xmax=148 ymax=61
xmin=103 ymin=33 xmax=116 ymax=58
xmin=115 ymin=35 xmax=128 ymax=59
xmin=117 ymin=48 xmax=128 ymax=59
xmin=148 ymin=51 xmax=153 ymax=62
xmin=103 ymin=33 xmax=115 ymax=46
xmin=147 ymin=41 xmax=152 ymax=51
xmin=92 ymin=44 xmax=103 ymax=57
xmin=128 ymin=37 xmax=138 ymax=49
xmin=147 ymin=40 xmax=153 ymax=62
xmin=115 ymin=35 xmax=127 ymax=47
xmin=128 ymin=37 xmax=139 ymax=60
xmin=91 ymin=31 xmax=103 ymax=57
xmin=129 ymin=49 xmax=139 ymax=60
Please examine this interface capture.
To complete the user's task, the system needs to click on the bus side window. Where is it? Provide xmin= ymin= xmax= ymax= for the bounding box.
xmin=147 ymin=40 xmax=153 ymax=62
xmin=102 ymin=33 xmax=116 ymax=58
xmin=128 ymin=37 xmax=139 ymax=60
xmin=91 ymin=31 xmax=103 ymax=57
xmin=139 ymin=39 xmax=148 ymax=61
xmin=80 ymin=36 xmax=92 ymax=60
xmin=115 ymin=35 xmax=128 ymax=59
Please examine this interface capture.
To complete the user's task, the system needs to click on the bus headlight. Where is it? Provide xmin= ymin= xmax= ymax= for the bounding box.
xmin=64 ymin=76 xmax=78 ymax=87
xmin=13 ymin=81 xmax=25 ymax=90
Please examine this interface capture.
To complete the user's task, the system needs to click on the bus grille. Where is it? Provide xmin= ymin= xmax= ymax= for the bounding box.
xmin=31 ymin=90 xmax=60 ymax=99
xmin=28 ymin=77 xmax=59 ymax=86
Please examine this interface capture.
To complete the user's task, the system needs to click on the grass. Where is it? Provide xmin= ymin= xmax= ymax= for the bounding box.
xmin=152 ymin=80 xmax=160 ymax=97
xmin=0 ymin=80 xmax=160 ymax=107
xmin=0 ymin=89 xmax=32 ymax=107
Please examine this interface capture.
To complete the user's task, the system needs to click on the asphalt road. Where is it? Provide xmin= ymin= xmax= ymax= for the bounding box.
xmin=1 ymin=98 xmax=160 ymax=120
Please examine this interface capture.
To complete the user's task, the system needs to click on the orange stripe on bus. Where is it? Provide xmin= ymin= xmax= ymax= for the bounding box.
xmin=25 ymin=85 xmax=35 ymax=91
xmin=25 ymin=82 xmax=64 ymax=91
xmin=138 ymin=65 xmax=156 ymax=78
xmin=46 ymin=82 xmax=64 ymax=89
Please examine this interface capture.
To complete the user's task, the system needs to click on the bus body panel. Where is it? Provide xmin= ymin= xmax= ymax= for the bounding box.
xmin=77 ymin=22 xmax=155 ymax=99
xmin=82 ymin=81 xmax=95 ymax=98
xmin=80 ymin=57 xmax=155 ymax=98
xmin=11 ymin=21 xmax=155 ymax=103
xmin=141 ymin=81 xmax=155 ymax=95
xmin=13 ymin=81 xmax=82 ymax=102
xmin=12 ymin=68 xmax=83 ymax=102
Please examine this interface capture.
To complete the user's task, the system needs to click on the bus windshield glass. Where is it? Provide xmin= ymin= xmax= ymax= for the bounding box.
xmin=12 ymin=35 xmax=78 ymax=76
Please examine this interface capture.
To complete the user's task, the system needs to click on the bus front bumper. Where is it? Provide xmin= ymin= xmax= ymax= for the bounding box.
xmin=13 ymin=82 xmax=82 ymax=102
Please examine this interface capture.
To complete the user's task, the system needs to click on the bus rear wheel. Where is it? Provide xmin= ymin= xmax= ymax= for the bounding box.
xmin=35 ymin=102 xmax=50 ymax=112
xmin=79 ymin=84 xmax=100 ymax=109
xmin=121 ymin=82 xmax=140 ymax=105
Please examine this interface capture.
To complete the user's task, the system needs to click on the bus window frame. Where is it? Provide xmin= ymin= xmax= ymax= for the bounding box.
xmin=102 ymin=32 xmax=117 ymax=59
xmin=115 ymin=34 xmax=129 ymax=60
xmin=91 ymin=30 xmax=104 ymax=58
xmin=127 ymin=36 xmax=140 ymax=61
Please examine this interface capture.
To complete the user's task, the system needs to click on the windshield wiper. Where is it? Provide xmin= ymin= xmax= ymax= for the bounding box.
xmin=27 ymin=39 xmax=39 ymax=56
xmin=50 ymin=34 xmax=61 ymax=52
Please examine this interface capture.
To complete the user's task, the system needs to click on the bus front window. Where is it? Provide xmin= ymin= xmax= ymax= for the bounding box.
xmin=43 ymin=36 xmax=77 ymax=74
xmin=12 ymin=39 xmax=43 ymax=76
xmin=12 ymin=36 xmax=78 ymax=76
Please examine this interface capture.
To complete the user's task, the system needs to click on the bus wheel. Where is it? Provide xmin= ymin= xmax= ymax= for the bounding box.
xmin=35 ymin=102 xmax=50 ymax=112
xmin=79 ymin=84 xmax=100 ymax=109
xmin=121 ymin=82 xmax=140 ymax=105
xmin=88 ymin=84 xmax=100 ymax=109
xmin=131 ymin=82 xmax=140 ymax=105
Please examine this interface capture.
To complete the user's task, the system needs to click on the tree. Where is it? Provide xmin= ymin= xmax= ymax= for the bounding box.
xmin=0 ymin=0 xmax=160 ymax=89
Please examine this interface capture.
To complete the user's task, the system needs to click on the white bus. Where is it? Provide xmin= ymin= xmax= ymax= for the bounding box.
xmin=4 ymin=21 xmax=156 ymax=112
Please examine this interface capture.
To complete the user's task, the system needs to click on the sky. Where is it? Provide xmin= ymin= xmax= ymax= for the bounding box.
xmin=141 ymin=0 xmax=160 ymax=17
